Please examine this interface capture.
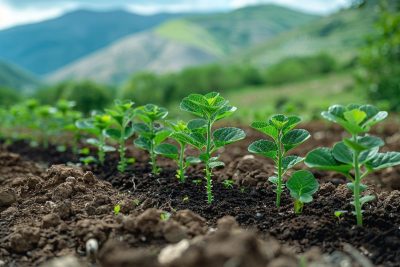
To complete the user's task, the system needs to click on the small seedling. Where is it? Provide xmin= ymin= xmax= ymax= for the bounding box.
xmin=133 ymin=104 xmax=170 ymax=174
xmin=155 ymin=120 xmax=201 ymax=182
xmin=76 ymin=113 xmax=115 ymax=165
xmin=286 ymin=170 xmax=319 ymax=214
xmin=183 ymin=196 xmax=190 ymax=202
xmin=180 ymin=92 xmax=246 ymax=204
xmin=305 ymin=104 xmax=400 ymax=226
xmin=133 ymin=199 xmax=141 ymax=206
xmin=105 ymin=100 xmax=135 ymax=172
xmin=248 ymin=114 xmax=310 ymax=207
xmin=160 ymin=212 xmax=171 ymax=221
xmin=80 ymin=156 xmax=97 ymax=166
xmin=192 ymin=179 xmax=202 ymax=185
xmin=114 ymin=204 xmax=121 ymax=216
xmin=35 ymin=105 xmax=58 ymax=148
xmin=334 ymin=210 xmax=348 ymax=221
xmin=222 ymin=179 xmax=234 ymax=189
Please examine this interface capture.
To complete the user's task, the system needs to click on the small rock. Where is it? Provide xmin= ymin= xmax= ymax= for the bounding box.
xmin=42 ymin=213 xmax=61 ymax=228
xmin=52 ymin=183 xmax=73 ymax=201
xmin=158 ymin=239 xmax=190 ymax=264
xmin=0 ymin=190 xmax=16 ymax=207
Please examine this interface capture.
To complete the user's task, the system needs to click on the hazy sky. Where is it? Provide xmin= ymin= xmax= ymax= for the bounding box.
xmin=0 ymin=0 xmax=350 ymax=30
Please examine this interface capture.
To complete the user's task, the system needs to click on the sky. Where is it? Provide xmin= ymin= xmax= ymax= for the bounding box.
xmin=0 ymin=0 xmax=350 ymax=30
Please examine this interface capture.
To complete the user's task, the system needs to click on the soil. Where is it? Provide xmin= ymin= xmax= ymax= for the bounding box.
xmin=1 ymin=121 xmax=399 ymax=267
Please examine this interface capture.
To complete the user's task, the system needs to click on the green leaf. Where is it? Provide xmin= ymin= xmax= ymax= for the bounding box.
xmin=268 ymin=176 xmax=278 ymax=184
xmin=305 ymin=147 xmax=352 ymax=174
xmin=103 ymin=145 xmax=116 ymax=152
xmin=282 ymin=116 xmax=302 ymax=134
xmin=171 ymin=132 xmax=204 ymax=149
xmin=154 ymin=129 xmax=171 ymax=145
xmin=187 ymin=119 xmax=207 ymax=130
xmin=332 ymin=142 xmax=353 ymax=164
xmin=269 ymin=114 xmax=287 ymax=129
xmin=283 ymin=155 xmax=304 ymax=171
xmin=87 ymin=138 xmax=100 ymax=146
xmin=248 ymin=140 xmax=278 ymax=159
xmin=134 ymin=136 xmax=151 ymax=151
xmin=104 ymin=128 xmax=121 ymax=140
xmin=282 ymin=129 xmax=310 ymax=151
xmin=155 ymin=144 xmax=178 ymax=159
xmin=125 ymin=126 xmax=135 ymax=139
xmin=186 ymin=156 xmax=201 ymax=164
xmin=343 ymin=109 xmax=367 ymax=126
xmin=347 ymin=182 xmax=367 ymax=192
xmin=251 ymin=121 xmax=279 ymax=140
xmin=208 ymin=161 xmax=225 ymax=169
xmin=286 ymin=170 xmax=319 ymax=203
xmin=344 ymin=136 xmax=384 ymax=152
xmin=132 ymin=123 xmax=150 ymax=134
xmin=213 ymin=127 xmax=246 ymax=148
xmin=359 ymin=195 xmax=375 ymax=206
xmin=366 ymin=152 xmax=400 ymax=170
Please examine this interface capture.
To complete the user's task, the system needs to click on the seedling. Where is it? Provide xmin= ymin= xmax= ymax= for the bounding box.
xmin=105 ymin=100 xmax=135 ymax=172
xmin=222 ymin=179 xmax=234 ymax=189
xmin=180 ymin=92 xmax=246 ymax=204
xmin=334 ymin=210 xmax=348 ymax=221
xmin=248 ymin=114 xmax=310 ymax=207
xmin=35 ymin=105 xmax=58 ymax=148
xmin=56 ymin=100 xmax=82 ymax=154
xmin=192 ymin=179 xmax=202 ymax=185
xmin=160 ymin=212 xmax=171 ymax=221
xmin=133 ymin=104 xmax=170 ymax=174
xmin=76 ymin=113 xmax=115 ymax=165
xmin=113 ymin=204 xmax=121 ymax=216
xmin=155 ymin=120 xmax=201 ymax=182
xmin=80 ymin=156 xmax=97 ymax=166
xmin=305 ymin=104 xmax=400 ymax=226
xmin=286 ymin=170 xmax=319 ymax=214
xmin=183 ymin=196 xmax=190 ymax=202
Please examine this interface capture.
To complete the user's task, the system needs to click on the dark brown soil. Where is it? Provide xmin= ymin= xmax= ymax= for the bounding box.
xmin=1 ymin=121 xmax=400 ymax=267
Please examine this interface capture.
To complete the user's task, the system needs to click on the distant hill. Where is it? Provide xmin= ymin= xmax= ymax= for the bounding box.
xmin=238 ymin=5 xmax=378 ymax=66
xmin=0 ymin=10 xmax=183 ymax=75
xmin=0 ymin=60 xmax=40 ymax=92
xmin=48 ymin=4 xmax=318 ymax=84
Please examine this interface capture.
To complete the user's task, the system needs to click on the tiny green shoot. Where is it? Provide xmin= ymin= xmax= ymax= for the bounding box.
xmin=114 ymin=204 xmax=121 ymax=216
xmin=222 ymin=179 xmax=234 ymax=189
xmin=286 ymin=170 xmax=319 ymax=214
xmin=248 ymin=114 xmax=310 ymax=207
xmin=160 ymin=211 xmax=171 ymax=221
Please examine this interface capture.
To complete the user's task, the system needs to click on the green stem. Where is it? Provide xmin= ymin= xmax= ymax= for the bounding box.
xmin=352 ymin=134 xmax=363 ymax=226
xmin=276 ymin=133 xmax=283 ymax=208
xmin=99 ymin=134 xmax=105 ymax=165
xmin=205 ymin=120 xmax=213 ymax=204
xmin=118 ymin=133 xmax=126 ymax=172
xmin=178 ymin=144 xmax=185 ymax=182
xmin=294 ymin=199 xmax=304 ymax=215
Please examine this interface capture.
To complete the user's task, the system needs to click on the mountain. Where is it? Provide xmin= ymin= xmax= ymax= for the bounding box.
xmin=238 ymin=5 xmax=378 ymax=66
xmin=0 ymin=60 xmax=41 ymax=92
xmin=48 ymin=4 xmax=319 ymax=84
xmin=0 ymin=9 xmax=183 ymax=75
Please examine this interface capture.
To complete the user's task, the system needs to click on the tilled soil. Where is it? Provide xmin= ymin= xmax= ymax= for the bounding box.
xmin=1 ymin=121 xmax=400 ymax=267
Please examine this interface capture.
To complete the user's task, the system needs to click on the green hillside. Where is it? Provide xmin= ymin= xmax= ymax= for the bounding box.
xmin=239 ymin=6 xmax=378 ymax=66
xmin=0 ymin=61 xmax=40 ymax=92
xmin=49 ymin=4 xmax=319 ymax=84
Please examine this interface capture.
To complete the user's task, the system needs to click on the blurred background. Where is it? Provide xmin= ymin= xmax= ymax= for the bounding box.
xmin=0 ymin=0 xmax=399 ymax=121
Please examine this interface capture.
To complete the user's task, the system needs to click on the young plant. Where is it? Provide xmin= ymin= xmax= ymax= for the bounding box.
xmin=180 ymin=92 xmax=246 ymax=204
xmin=76 ymin=113 xmax=115 ymax=165
xmin=286 ymin=170 xmax=319 ymax=214
xmin=56 ymin=100 xmax=82 ymax=154
xmin=104 ymin=100 xmax=135 ymax=172
xmin=248 ymin=114 xmax=310 ymax=207
xmin=133 ymin=104 xmax=170 ymax=175
xmin=305 ymin=104 xmax=400 ymax=226
xmin=35 ymin=105 xmax=58 ymax=148
xmin=155 ymin=120 xmax=201 ymax=182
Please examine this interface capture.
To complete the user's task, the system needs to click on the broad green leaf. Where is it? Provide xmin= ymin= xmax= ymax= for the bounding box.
xmin=344 ymin=136 xmax=384 ymax=152
xmin=154 ymin=129 xmax=171 ymax=145
xmin=248 ymin=140 xmax=278 ymax=159
xmin=366 ymin=152 xmax=400 ymax=170
xmin=87 ymin=138 xmax=100 ymax=146
xmin=155 ymin=144 xmax=178 ymax=159
xmin=187 ymin=119 xmax=207 ymax=130
xmin=251 ymin=121 xmax=278 ymax=140
xmin=286 ymin=170 xmax=319 ymax=203
xmin=305 ymin=147 xmax=352 ymax=174
xmin=124 ymin=126 xmax=135 ymax=139
xmin=363 ymin=111 xmax=388 ymax=128
xmin=359 ymin=195 xmax=375 ymax=206
xmin=269 ymin=114 xmax=287 ymax=129
xmin=208 ymin=161 xmax=225 ymax=169
xmin=346 ymin=182 xmax=367 ymax=192
xmin=283 ymin=155 xmax=304 ymax=171
xmin=132 ymin=123 xmax=150 ymax=134
xmin=332 ymin=142 xmax=353 ymax=164
xmin=282 ymin=116 xmax=302 ymax=134
xmin=213 ymin=127 xmax=246 ymax=148
xmin=322 ymin=106 xmax=364 ymax=135
xmin=75 ymin=119 xmax=93 ymax=129
xmin=104 ymin=128 xmax=121 ymax=140
xmin=134 ymin=136 xmax=151 ymax=151
xmin=180 ymin=94 xmax=206 ymax=117
xmin=103 ymin=145 xmax=116 ymax=152
xmin=214 ymin=105 xmax=237 ymax=121
xmin=186 ymin=156 xmax=201 ymax=164
xmin=282 ymin=129 xmax=310 ymax=151
xmin=343 ymin=109 xmax=367 ymax=126
xmin=171 ymin=132 xmax=204 ymax=149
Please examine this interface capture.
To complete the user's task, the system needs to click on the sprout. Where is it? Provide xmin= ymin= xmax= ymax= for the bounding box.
xmin=305 ymin=104 xmax=400 ymax=226
xmin=248 ymin=114 xmax=310 ymax=207
xmin=286 ymin=170 xmax=319 ymax=214
xmin=180 ymin=92 xmax=246 ymax=204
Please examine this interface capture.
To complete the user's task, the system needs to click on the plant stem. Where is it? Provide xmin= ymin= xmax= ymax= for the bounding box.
xmin=205 ymin=120 xmax=213 ymax=204
xmin=276 ymin=132 xmax=283 ymax=208
xmin=294 ymin=199 xmax=304 ymax=214
xmin=178 ymin=144 xmax=185 ymax=182
xmin=118 ymin=133 xmax=126 ymax=172
xmin=352 ymin=135 xmax=363 ymax=226
xmin=99 ymin=134 xmax=105 ymax=165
